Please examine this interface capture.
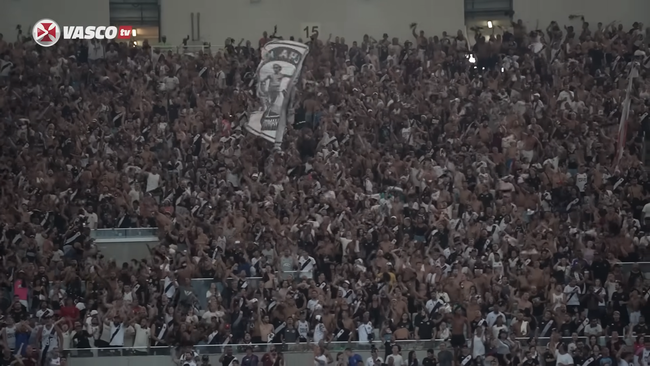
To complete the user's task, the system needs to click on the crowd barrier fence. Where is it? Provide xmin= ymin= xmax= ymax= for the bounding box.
xmin=154 ymin=44 xmax=225 ymax=56
xmin=65 ymin=336 xmax=617 ymax=366
xmin=91 ymin=228 xmax=158 ymax=240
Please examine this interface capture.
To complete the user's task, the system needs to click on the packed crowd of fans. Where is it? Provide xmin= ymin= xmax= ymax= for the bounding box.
xmin=1 ymin=15 xmax=650 ymax=366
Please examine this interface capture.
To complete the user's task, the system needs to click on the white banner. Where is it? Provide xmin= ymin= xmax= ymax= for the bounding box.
xmin=245 ymin=40 xmax=309 ymax=148
xmin=614 ymin=64 xmax=639 ymax=169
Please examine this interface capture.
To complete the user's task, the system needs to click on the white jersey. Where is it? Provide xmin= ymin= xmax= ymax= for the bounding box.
xmin=180 ymin=351 xmax=199 ymax=366
xmin=5 ymin=325 xmax=16 ymax=349
xmin=298 ymin=256 xmax=316 ymax=273
xmin=576 ymin=173 xmax=588 ymax=192
xmin=357 ymin=322 xmax=373 ymax=343
xmin=297 ymin=320 xmax=310 ymax=339
xmin=312 ymin=323 xmax=326 ymax=344
xmin=640 ymin=349 xmax=650 ymax=366
xmin=564 ymin=285 xmax=582 ymax=306
xmin=163 ymin=277 xmax=176 ymax=299
xmin=314 ymin=355 xmax=328 ymax=366
xmin=41 ymin=325 xmax=59 ymax=350
xmin=108 ymin=322 xmax=126 ymax=346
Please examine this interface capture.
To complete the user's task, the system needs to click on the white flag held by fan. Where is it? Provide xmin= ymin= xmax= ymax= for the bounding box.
xmin=614 ymin=63 xmax=639 ymax=169
xmin=245 ymin=40 xmax=309 ymax=149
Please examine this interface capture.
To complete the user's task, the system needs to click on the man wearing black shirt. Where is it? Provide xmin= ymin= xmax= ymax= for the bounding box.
xmin=530 ymin=287 xmax=546 ymax=320
xmin=167 ymin=98 xmax=180 ymax=122
xmin=422 ymin=349 xmax=437 ymax=366
xmin=611 ymin=284 xmax=629 ymax=316
xmin=72 ymin=323 xmax=93 ymax=356
xmin=281 ymin=318 xmax=299 ymax=343
xmin=72 ymin=324 xmax=91 ymax=348
xmin=606 ymin=311 xmax=625 ymax=335
xmin=415 ymin=310 xmax=435 ymax=340
xmin=538 ymin=312 xmax=555 ymax=338
xmin=457 ymin=346 xmax=478 ymax=366
xmin=199 ymin=355 xmax=211 ymax=366
xmin=633 ymin=316 xmax=648 ymax=335
xmin=361 ymin=230 xmax=378 ymax=256
xmin=152 ymin=100 xmax=166 ymax=116
xmin=8 ymin=298 xmax=28 ymax=321
xmin=523 ymin=351 xmax=540 ymax=366
xmin=606 ymin=335 xmax=624 ymax=355
xmin=627 ymin=265 xmax=644 ymax=289
xmin=239 ymin=42 xmax=255 ymax=59
xmin=224 ymin=38 xmax=236 ymax=55
xmin=571 ymin=349 xmax=584 ymax=366
xmin=559 ymin=316 xmax=579 ymax=337
xmin=478 ymin=191 xmax=494 ymax=209
xmin=0 ymin=352 xmax=14 ymax=366
xmin=403 ymin=54 xmax=421 ymax=81
xmin=76 ymin=41 xmax=89 ymax=63
xmin=219 ymin=346 xmax=236 ymax=366
xmin=590 ymin=253 xmax=610 ymax=284
xmin=543 ymin=348 xmax=556 ymax=366
xmin=473 ymin=231 xmax=488 ymax=253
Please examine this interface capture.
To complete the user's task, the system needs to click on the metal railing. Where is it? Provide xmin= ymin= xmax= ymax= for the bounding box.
xmin=91 ymin=228 xmax=158 ymax=239
xmin=618 ymin=261 xmax=650 ymax=277
xmin=154 ymin=44 xmax=225 ymax=56
xmin=191 ymin=271 xmax=305 ymax=309
xmin=65 ymin=336 xmax=606 ymax=357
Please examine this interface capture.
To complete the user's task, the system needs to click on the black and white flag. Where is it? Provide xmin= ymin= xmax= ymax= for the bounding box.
xmin=245 ymin=40 xmax=309 ymax=148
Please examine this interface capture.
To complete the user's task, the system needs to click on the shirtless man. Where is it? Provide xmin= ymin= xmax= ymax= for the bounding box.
xmin=449 ymin=306 xmax=471 ymax=356
xmin=262 ymin=63 xmax=292 ymax=111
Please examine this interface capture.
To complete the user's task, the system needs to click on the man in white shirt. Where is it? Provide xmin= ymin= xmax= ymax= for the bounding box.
xmin=619 ymin=351 xmax=633 ymax=366
xmin=312 ymin=316 xmax=327 ymax=344
xmin=163 ymin=273 xmax=178 ymax=300
xmin=556 ymin=344 xmax=574 ymax=366
xmin=88 ymin=39 xmax=105 ymax=61
xmin=298 ymin=251 xmax=316 ymax=279
xmin=366 ymin=348 xmax=383 ymax=366
xmin=486 ymin=304 xmax=506 ymax=327
xmin=106 ymin=315 xmax=126 ymax=347
xmin=162 ymin=73 xmax=179 ymax=91
xmin=145 ymin=167 xmax=161 ymax=193
xmin=357 ymin=321 xmax=373 ymax=344
xmin=584 ymin=319 xmax=603 ymax=336
xmin=84 ymin=207 xmax=99 ymax=230
xmin=386 ymin=344 xmax=405 ymax=366
xmin=0 ymin=58 xmax=13 ymax=77
xmin=564 ymin=280 xmax=582 ymax=312
xmin=642 ymin=202 xmax=650 ymax=220
xmin=314 ymin=346 xmax=330 ymax=366
xmin=131 ymin=319 xmax=151 ymax=354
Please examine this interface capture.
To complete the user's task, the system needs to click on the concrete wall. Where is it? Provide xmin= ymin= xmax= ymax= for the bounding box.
xmin=1 ymin=0 xmax=647 ymax=48
xmin=0 ymin=0 xmax=110 ymax=42
xmin=67 ymin=349 xmax=431 ymax=366
xmin=513 ymin=0 xmax=650 ymax=31
xmin=158 ymin=0 xmax=649 ymax=47
xmin=94 ymin=240 xmax=158 ymax=266
xmin=159 ymin=0 xmax=465 ymax=47
xmin=90 ymin=228 xmax=158 ymax=265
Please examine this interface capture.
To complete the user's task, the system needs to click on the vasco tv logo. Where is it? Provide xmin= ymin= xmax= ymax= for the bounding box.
xmin=33 ymin=19 xmax=136 ymax=47
xmin=33 ymin=19 xmax=61 ymax=47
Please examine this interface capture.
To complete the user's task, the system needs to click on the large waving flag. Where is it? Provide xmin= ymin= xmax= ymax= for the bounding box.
xmin=614 ymin=63 xmax=639 ymax=169
xmin=245 ymin=40 xmax=309 ymax=149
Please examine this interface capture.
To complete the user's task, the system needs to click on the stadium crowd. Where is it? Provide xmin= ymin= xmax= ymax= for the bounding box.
xmin=0 ymin=15 xmax=650 ymax=366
